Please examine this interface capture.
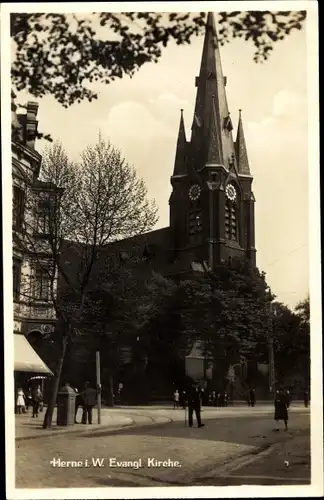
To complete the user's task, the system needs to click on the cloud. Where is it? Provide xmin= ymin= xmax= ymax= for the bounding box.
xmin=149 ymin=92 xmax=189 ymax=125
xmin=273 ymin=90 xmax=307 ymax=118
xmin=244 ymin=89 xmax=308 ymax=307
xmin=104 ymin=101 xmax=172 ymax=142
xmin=93 ymin=101 xmax=176 ymax=202
xmin=246 ymin=90 xmax=307 ymax=169
xmin=150 ymin=92 xmax=188 ymax=108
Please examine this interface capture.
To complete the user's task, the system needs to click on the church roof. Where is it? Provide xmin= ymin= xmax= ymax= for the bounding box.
xmin=190 ymin=12 xmax=236 ymax=171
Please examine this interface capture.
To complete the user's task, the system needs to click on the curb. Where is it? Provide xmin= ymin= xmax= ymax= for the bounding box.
xmin=15 ymin=414 xmax=175 ymax=442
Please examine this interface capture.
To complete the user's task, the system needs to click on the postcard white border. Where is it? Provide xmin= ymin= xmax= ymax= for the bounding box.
xmin=2 ymin=1 xmax=322 ymax=498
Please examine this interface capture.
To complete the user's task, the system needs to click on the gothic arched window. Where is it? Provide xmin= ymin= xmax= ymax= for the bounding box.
xmin=225 ymin=200 xmax=239 ymax=241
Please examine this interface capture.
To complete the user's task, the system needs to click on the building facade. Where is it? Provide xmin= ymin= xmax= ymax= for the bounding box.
xmin=12 ymin=92 xmax=56 ymax=380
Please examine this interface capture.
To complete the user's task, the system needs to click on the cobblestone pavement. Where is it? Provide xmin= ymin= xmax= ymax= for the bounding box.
xmin=193 ymin=432 xmax=311 ymax=486
xmin=14 ymin=407 xmax=310 ymax=488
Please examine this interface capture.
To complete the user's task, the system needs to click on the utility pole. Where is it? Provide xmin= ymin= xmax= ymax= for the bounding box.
xmin=268 ymin=292 xmax=276 ymax=399
xmin=96 ymin=351 xmax=102 ymax=424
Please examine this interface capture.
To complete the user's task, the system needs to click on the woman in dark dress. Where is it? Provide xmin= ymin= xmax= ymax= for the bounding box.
xmin=274 ymin=388 xmax=289 ymax=431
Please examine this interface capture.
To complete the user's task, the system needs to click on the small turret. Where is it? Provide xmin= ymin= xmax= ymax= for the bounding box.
xmin=235 ymin=109 xmax=251 ymax=175
xmin=172 ymin=109 xmax=187 ymax=177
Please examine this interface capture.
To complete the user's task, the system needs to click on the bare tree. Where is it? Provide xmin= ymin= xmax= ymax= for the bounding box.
xmin=20 ymin=137 xmax=158 ymax=427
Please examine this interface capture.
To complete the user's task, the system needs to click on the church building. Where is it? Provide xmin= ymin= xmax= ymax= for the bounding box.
xmin=103 ymin=12 xmax=256 ymax=275
xmin=60 ymin=12 xmax=258 ymax=400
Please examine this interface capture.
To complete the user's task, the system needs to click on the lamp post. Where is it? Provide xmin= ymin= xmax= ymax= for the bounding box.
xmin=268 ymin=290 xmax=276 ymax=399
xmin=96 ymin=350 xmax=101 ymax=424
xmin=185 ymin=350 xmax=205 ymax=383
xmin=185 ymin=342 xmax=212 ymax=388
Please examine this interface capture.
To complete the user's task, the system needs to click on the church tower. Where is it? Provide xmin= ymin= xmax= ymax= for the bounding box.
xmin=169 ymin=12 xmax=256 ymax=268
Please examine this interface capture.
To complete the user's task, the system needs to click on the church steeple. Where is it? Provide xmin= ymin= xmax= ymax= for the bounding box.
xmin=235 ymin=109 xmax=251 ymax=175
xmin=191 ymin=12 xmax=235 ymax=170
xmin=169 ymin=12 xmax=256 ymax=269
xmin=172 ymin=109 xmax=187 ymax=177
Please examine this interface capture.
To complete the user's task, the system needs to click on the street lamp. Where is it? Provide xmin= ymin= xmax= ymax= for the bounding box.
xmin=267 ymin=289 xmax=276 ymax=399
xmin=185 ymin=342 xmax=212 ymax=389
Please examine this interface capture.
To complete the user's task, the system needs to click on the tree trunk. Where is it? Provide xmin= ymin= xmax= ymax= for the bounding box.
xmin=43 ymin=335 xmax=68 ymax=429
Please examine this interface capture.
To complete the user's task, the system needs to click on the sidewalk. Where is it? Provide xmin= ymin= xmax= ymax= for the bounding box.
xmin=15 ymin=406 xmax=174 ymax=441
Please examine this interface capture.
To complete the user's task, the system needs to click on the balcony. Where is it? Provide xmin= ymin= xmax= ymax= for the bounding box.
xmin=13 ymin=300 xmax=56 ymax=321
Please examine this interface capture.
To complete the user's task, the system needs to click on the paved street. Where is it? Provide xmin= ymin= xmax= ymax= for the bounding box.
xmin=15 ymin=405 xmax=310 ymax=488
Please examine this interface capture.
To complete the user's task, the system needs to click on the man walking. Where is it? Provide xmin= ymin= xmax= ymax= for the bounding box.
xmin=186 ymin=381 xmax=205 ymax=428
xmin=249 ymin=388 xmax=256 ymax=407
xmin=31 ymin=386 xmax=43 ymax=418
xmin=81 ymin=381 xmax=97 ymax=424
xmin=303 ymin=390 xmax=309 ymax=408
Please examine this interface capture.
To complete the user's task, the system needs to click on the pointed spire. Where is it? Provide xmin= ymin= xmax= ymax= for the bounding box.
xmin=235 ymin=109 xmax=251 ymax=175
xmin=207 ymin=95 xmax=222 ymax=164
xmin=172 ymin=109 xmax=187 ymax=176
xmin=191 ymin=12 xmax=236 ymax=170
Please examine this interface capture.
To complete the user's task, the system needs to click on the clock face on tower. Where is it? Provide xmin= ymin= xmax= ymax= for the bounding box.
xmin=225 ymin=183 xmax=236 ymax=201
xmin=188 ymin=184 xmax=201 ymax=201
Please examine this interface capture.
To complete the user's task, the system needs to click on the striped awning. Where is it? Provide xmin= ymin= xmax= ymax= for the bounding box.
xmin=14 ymin=334 xmax=53 ymax=374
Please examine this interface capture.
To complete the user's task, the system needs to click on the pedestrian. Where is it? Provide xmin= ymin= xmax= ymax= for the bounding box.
xmin=173 ymin=389 xmax=180 ymax=409
xmin=74 ymin=387 xmax=82 ymax=423
xmin=180 ymin=390 xmax=187 ymax=409
xmin=31 ymin=386 xmax=43 ymax=418
xmin=224 ymin=391 xmax=228 ymax=407
xmin=274 ymin=388 xmax=289 ymax=431
xmin=211 ymin=390 xmax=216 ymax=406
xmin=303 ymin=390 xmax=309 ymax=408
xmin=215 ymin=392 xmax=220 ymax=407
xmin=16 ymin=388 xmax=26 ymax=414
xmin=81 ymin=381 xmax=97 ymax=424
xmin=25 ymin=388 xmax=32 ymax=411
xmin=249 ymin=388 xmax=256 ymax=407
xmin=186 ymin=381 xmax=205 ymax=428
xmin=200 ymin=387 xmax=205 ymax=405
xmin=285 ymin=389 xmax=291 ymax=408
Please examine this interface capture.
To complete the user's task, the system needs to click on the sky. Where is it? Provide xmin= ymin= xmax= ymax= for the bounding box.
xmin=14 ymin=11 xmax=310 ymax=310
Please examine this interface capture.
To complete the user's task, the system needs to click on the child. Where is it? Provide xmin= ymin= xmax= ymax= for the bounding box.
xmin=16 ymin=388 xmax=26 ymax=414
xmin=173 ymin=389 xmax=180 ymax=409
